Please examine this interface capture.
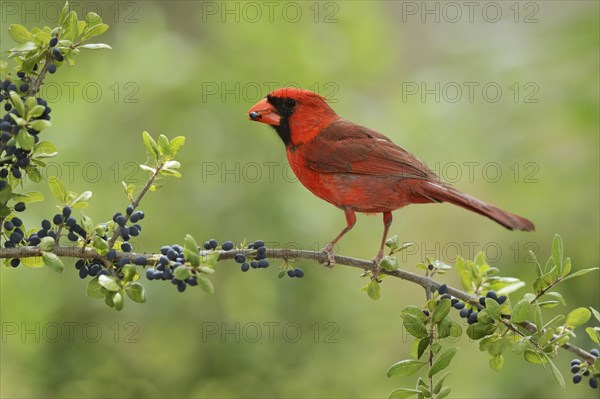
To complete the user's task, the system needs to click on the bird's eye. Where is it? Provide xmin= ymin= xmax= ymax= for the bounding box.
xmin=283 ymin=98 xmax=296 ymax=109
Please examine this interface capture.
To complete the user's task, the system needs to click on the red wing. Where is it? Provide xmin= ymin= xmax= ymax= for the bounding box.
xmin=304 ymin=119 xmax=436 ymax=181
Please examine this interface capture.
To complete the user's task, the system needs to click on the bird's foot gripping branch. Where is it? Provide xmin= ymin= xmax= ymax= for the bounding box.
xmin=1 ymin=3 xmax=599 ymax=397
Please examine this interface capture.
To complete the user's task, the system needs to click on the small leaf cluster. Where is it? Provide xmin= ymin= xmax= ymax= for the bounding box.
xmin=386 ymin=285 xmax=462 ymax=399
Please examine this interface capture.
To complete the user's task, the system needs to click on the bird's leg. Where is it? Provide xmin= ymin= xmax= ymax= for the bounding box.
xmin=322 ymin=207 xmax=356 ymax=267
xmin=371 ymin=211 xmax=393 ymax=280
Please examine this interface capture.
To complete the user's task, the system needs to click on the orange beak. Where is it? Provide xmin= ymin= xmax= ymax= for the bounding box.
xmin=248 ymin=98 xmax=281 ymax=126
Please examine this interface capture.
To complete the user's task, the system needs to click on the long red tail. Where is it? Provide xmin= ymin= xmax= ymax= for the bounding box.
xmin=421 ymin=182 xmax=535 ymax=231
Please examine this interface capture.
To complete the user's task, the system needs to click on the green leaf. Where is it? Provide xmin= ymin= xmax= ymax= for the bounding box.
xmin=183 ymin=234 xmax=201 ymax=267
xmin=432 ymin=299 xmax=451 ymax=324
xmin=28 ymin=105 xmax=46 ymax=119
xmin=16 ymin=129 xmax=35 ymax=151
xmin=112 ymin=291 xmax=124 ymax=311
xmin=433 ymin=372 xmax=451 ymax=394
xmin=585 ymin=327 xmax=600 ymax=344
xmin=416 ymin=338 xmax=429 ymax=359
xmin=560 ymin=258 xmax=571 ymax=278
xmin=84 ymin=11 xmax=103 ymax=26
xmin=436 ymin=386 xmax=451 ymax=399
xmin=142 ymin=131 xmax=160 ymax=161
xmin=542 ymin=291 xmax=566 ymax=306
xmin=48 ymin=177 xmax=66 ymax=203
xmin=402 ymin=314 xmax=428 ymax=339
xmin=92 ymin=236 xmax=109 ymax=255
xmin=529 ymin=250 xmax=543 ymax=277
xmin=561 ymin=267 xmax=599 ymax=282
xmin=62 ymin=11 xmax=79 ymax=42
xmin=428 ymin=347 xmax=458 ymax=377
xmin=385 ymin=235 xmax=399 ymax=251
xmin=125 ymin=282 xmax=146 ymax=303
xmin=21 ymin=255 xmax=45 ymax=268
xmin=78 ymin=42 xmax=111 ymax=50
xmin=87 ymin=277 xmax=107 ymax=299
xmin=551 ymin=234 xmax=563 ymax=271
xmin=437 ymin=316 xmax=453 ymax=339
xmin=565 ymin=307 xmax=591 ymax=329
xmin=485 ymin=298 xmax=502 ymax=321
xmin=157 ymin=134 xmax=169 ymax=156
xmin=380 ymin=256 xmax=398 ymax=271
xmin=512 ymin=299 xmax=533 ymax=323
xmin=367 ymin=279 xmax=381 ymax=300
xmin=466 ymin=323 xmax=496 ymax=340
xmin=387 ymin=388 xmax=420 ymax=399
xmin=42 ymin=252 xmax=64 ymax=273
xmin=39 ymin=236 xmax=55 ymax=251
xmin=59 ymin=2 xmax=69 ymax=26
xmin=168 ymin=136 xmax=186 ymax=157
xmin=533 ymin=303 xmax=543 ymax=331
xmin=98 ymin=275 xmax=120 ymax=292
xmin=197 ymin=274 xmax=214 ymax=294
xmin=523 ymin=350 xmax=546 ymax=364
xmin=121 ymin=264 xmax=138 ymax=283
xmin=489 ymin=354 xmax=504 ymax=371
xmin=28 ymin=119 xmax=51 ymax=131
xmin=10 ymin=191 xmax=44 ymax=204
xmin=159 ymin=168 xmax=182 ymax=178
xmin=591 ymin=307 xmax=600 ymax=322
xmin=8 ymin=24 xmax=33 ymax=43
xmin=174 ymin=266 xmax=192 ymax=281
xmin=32 ymin=140 xmax=58 ymax=157
xmin=545 ymin=355 xmax=565 ymax=389
xmin=387 ymin=359 xmax=426 ymax=377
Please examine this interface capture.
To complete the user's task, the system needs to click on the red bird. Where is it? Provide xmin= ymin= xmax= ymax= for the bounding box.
xmin=248 ymin=88 xmax=534 ymax=266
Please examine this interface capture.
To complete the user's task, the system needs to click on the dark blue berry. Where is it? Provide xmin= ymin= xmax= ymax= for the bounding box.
xmin=160 ymin=246 xmax=170 ymax=255
xmin=17 ymin=71 xmax=26 ymax=78
xmin=51 ymin=48 xmax=63 ymax=61
xmin=121 ymin=242 xmax=132 ymax=252
xmin=79 ymin=265 xmax=89 ymax=279
xmin=467 ymin=312 xmax=478 ymax=325
xmin=241 ymin=263 xmax=249 ymax=272
xmin=146 ymin=267 xmax=154 ymax=280
xmin=571 ymin=366 xmax=580 ymax=374
xmin=153 ymin=271 xmax=163 ymax=280
xmin=67 ymin=231 xmax=78 ymax=241
xmin=453 ymin=302 xmax=465 ymax=310
xmin=10 ymin=258 xmax=20 ymax=267
xmin=126 ymin=205 xmax=134 ymax=215
xmin=203 ymin=241 xmax=211 ymax=250
xmin=221 ymin=241 xmax=234 ymax=251
xmin=422 ymin=310 xmax=430 ymax=316
xmin=208 ymin=239 xmax=218 ymax=249
xmin=11 ymin=217 xmax=22 ymax=227
xmin=107 ymin=249 xmax=117 ymax=260
xmin=53 ymin=214 xmax=63 ymax=225
xmin=159 ymin=255 xmax=169 ymax=266
xmin=570 ymin=359 xmax=581 ymax=367
xmin=256 ymin=246 xmax=267 ymax=259
xmin=479 ymin=296 xmax=486 ymax=306
xmin=0 ymin=121 xmax=10 ymax=131
xmin=49 ymin=37 xmax=58 ymax=47
xmin=115 ymin=215 xmax=126 ymax=227
xmin=41 ymin=219 xmax=51 ymax=230
xmin=294 ymin=268 xmax=304 ymax=278
xmin=572 ymin=374 xmax=582 ymax=384
xmin=287 ymin=269 xmax=296 ymax=278
xmin=250 ymin=261 xmax=259 ymax=269
xmin=75 ymin=259 xmax=85 ymax=270
xmin=185 ymin=276 xmax=198 ymax=286
xmin=129 ymin=225 xmax=139 ymax=236
xmin=591 ymin=348 xmax=599 ymax=357
xmin=258 ymin=259 xmax=269 ymax=268
xmin=253 ymin=240 xmax=265 ymax=249
xmin=9 ymin=231 xmax=23 ymax=243
xmin=11 ymin=168 xmax=22 ymax=178
xmin=62 ymin=206 xmax=71 ymax=217
xmin=65 ymin=216 xmax=76 ymax=227
xmin=486 ymin=290 xmax=498 ymax=301
xmin=29 ymin=235 xmax=40 ymax=246
xmin=19 ymin=83 xmax=29 ymax=92
xmin=441 ymin=294 xmax=452 ymax=300
xmin=497 ymin=295 xmax=507 ymax=305
xmin=89 ymin=263 xmax=101 ymax=276
xmin=437 ymin=284 xmax=447 ymax=295
xmin=177 ymin=282 xmax=186 ymax=292
xmin=3 ymin=221 xmax=14 ymax=230
xmin=167 ymin=249 xmax=177 ymax=261
xmin=135 ymin=256 xmax=147 ymax=266
xmin=589 ymin=378 xmax=597 ymax=389
xmin=129 ymin=213 xmax=139 ymax=223
xmin=134 ymin=211 xmax=144 ymax=220
xmin=112 ymin=212 xmax=122 ymax=222
xmin=234 ymin=254 xmax=246 ymax=264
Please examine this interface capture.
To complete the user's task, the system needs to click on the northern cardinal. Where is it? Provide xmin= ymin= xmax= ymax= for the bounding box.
xmin=248 ymin=88 xmax=534 ymax=265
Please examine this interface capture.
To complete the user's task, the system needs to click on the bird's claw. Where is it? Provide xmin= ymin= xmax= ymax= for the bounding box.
xmin=322 ymin=243 xmax=336 ymax=268
xmin=370 ymin=250 xmax=384 ymax=282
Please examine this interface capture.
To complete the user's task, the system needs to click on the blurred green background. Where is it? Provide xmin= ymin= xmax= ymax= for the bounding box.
xmin=1 ymin=1 xmax=598 ymax=398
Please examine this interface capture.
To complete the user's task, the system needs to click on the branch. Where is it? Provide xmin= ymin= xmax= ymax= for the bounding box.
xmin=0 ymin=245 xmax=596 ymax=363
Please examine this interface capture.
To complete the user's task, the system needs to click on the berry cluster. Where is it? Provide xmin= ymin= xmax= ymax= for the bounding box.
xmin=111 ymin=206 xmax=144 ymax=252
xmin=432 ymin=284 xmax=508 ymax=325
xmin=570 ymin=349 xmax=599 ymax=389
xmin=1 ymin=80 xmax=52 ymax=190
xmin=145 ymin=244 xmax=198 ymax=293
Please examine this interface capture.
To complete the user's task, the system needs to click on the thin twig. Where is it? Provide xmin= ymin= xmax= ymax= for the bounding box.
xmin=0 ymin=245 xmax=596 ymax=363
